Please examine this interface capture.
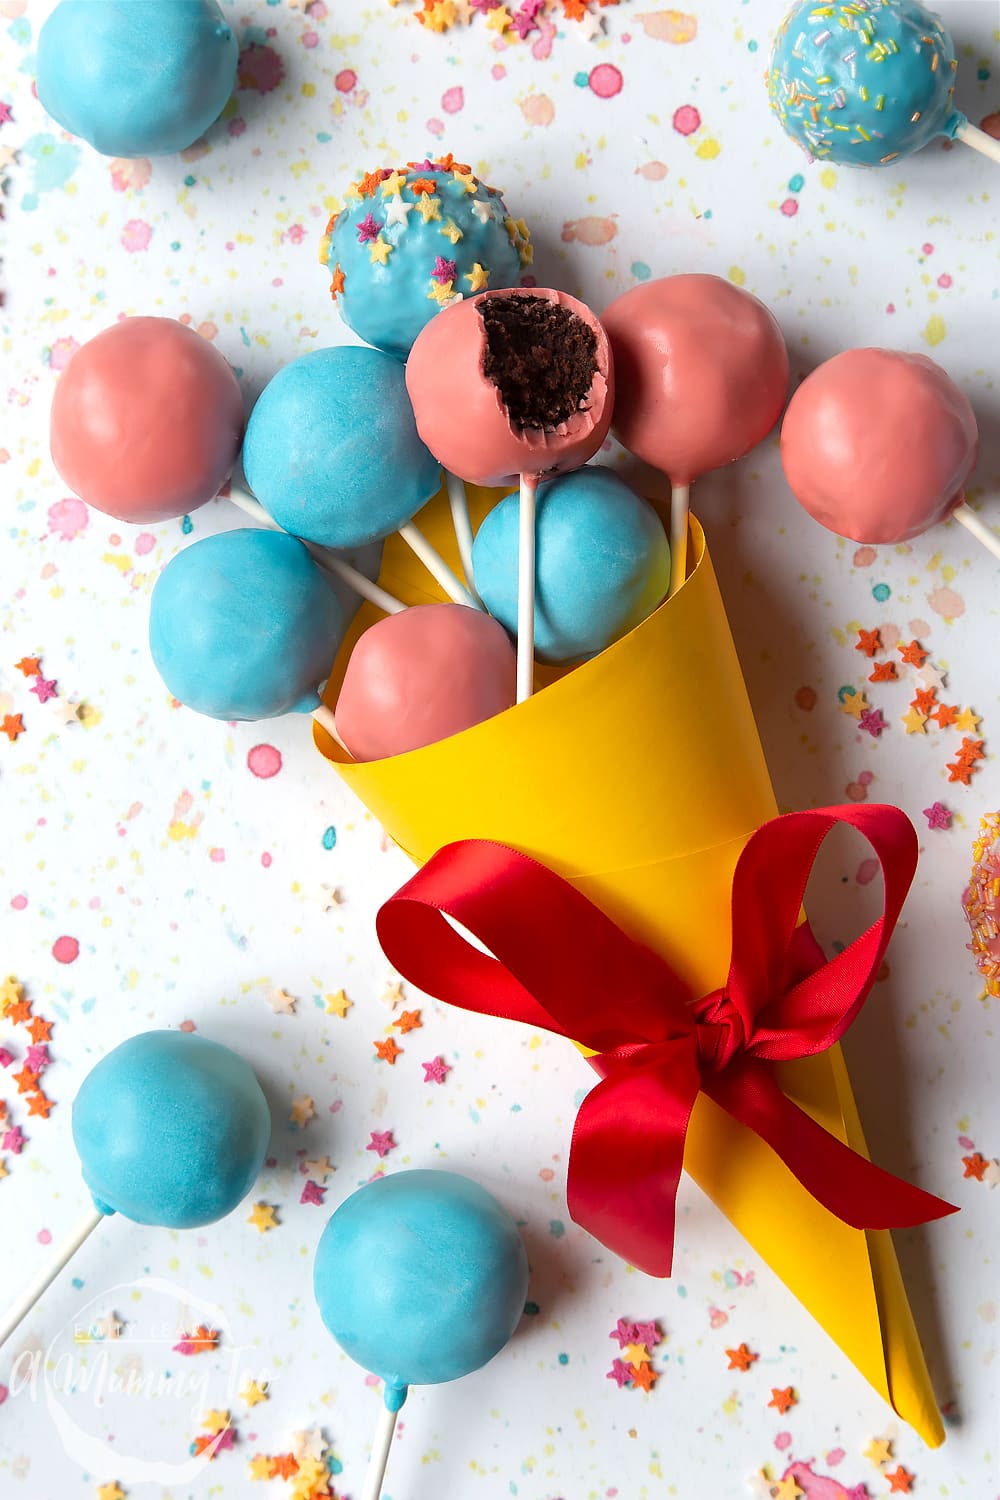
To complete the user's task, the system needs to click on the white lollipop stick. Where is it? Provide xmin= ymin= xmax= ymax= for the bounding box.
xmin=953 ymin=502 xmax=1000 ymax=563
xmin=361 ymin=1401 xmax=399 ymax=1500
xmin=668 ymin=482 xmax=690 ymax=598
xmin=516 ymin=473 xmax=538 ymax=704
xmin=444 ymin=470 xmax=480 ymax=600
xmin=227 ymin=487 xmax=406 ymax=617
xmin=397 ymin=522 xmax=480 ymax=610
xmin=312 ymin=702 xmax=349 ymax=754
xmin=0 ymin=1204 xmax=103 ymax=1348
xmin=955 ymin=121 xmax=1000 ymax=166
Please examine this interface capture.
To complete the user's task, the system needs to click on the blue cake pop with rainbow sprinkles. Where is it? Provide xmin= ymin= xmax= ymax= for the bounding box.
xmin=768 ymin=0 xmax=967 ymax=167
xmin=319 ymin=154 xmax=532 ymax=360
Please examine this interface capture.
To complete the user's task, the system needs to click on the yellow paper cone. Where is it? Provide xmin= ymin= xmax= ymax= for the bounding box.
xmin=316 ymin=485 xmax=944 ymax=1447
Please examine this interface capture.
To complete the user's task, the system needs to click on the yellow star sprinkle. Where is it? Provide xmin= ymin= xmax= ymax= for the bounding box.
xmin=428 ymin=279 xmax=456 ymax=304
xmin=248 ymin=1454 xmax=276 ymax=1480
xmin=324 ymin=988 xmax=352 ymax=1018
xmin=517 ymin=239 xmax=534 ymax=266
xmin=202 ymin=1409 xmax=231 ymax=1436
xmin=0 ymin=1159 xmax=7 ymax=1181
xmin=241 ymin=1379 xmax=269 ymax=1407
xmin=369 ymin=235 xmax=393 ymax=266
xmin=465 ymin=262 xmax=489 ymax=291
xmin=0 ymin=976 xmax=23 ymax=1014
xmin=839 ymin=690 xmax=870 ymax=720
xmin=452 ymin=168 xmax=478 ymax=193
xmin=290 ymin=1095 xmax=316 ymax=1127
xmin=773 ymin=1479 xmax=803 ymax=1500
xmin=247 ymin=1202 xmax=279 ymax=1234
xmin=901 ymin=706 xmax=928 ymax=734
xmin=485 ymin=4 xmax=511 ymax=32
xmin=380 ymin=169 xmax=406 ymax=197
xmin=863 ymin=1437 xmax=893 ymax=1466
xmin=304 ymin=1155 xmax=336 ymax=1180
xmin=620 ymin=1342 xmax=651 ymax=1365
xmin=421 ymin=0 xmax=456 ymax=30
xmin=382 ymin=981 xmax=405 ymax=1009
xmin=439 ymin=218 xmax=464 ymax=245
xmin=415 ymin=194 xmax=442 ymax=224
xmin=96 ymin=1485 xmax=126 ymax=1500
xmin=955 ymin=707 xmax=982 ymax=733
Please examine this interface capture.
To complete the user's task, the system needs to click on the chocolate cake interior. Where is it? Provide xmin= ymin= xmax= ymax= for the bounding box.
xmin=480 ymin=294 xmax=597 ymax=431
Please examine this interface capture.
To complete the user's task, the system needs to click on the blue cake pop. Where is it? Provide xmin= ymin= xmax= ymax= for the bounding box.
xmin=319 ymin=157 xmax=531 ymax=361
xmin=72 ymin=1031 xmax=271 ymax=1228
xmin=242 ymin=347 xmax=442 ymax=549
xmin=768 ymin=0 xmax=964 ymax=167
xmin=36 ymin=0 xmax=238 ymax=159
xmin=313 ymin=1170 xmax=529 ymax=1411
xmin=149 ymin=528 xmax=343 ymax=720
xmin=472 ymin=467 xmax=670 ymax=665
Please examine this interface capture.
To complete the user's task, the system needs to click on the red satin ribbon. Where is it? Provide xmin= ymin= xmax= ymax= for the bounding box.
xmin=377 ymin=804 xmax=957 ymax=1276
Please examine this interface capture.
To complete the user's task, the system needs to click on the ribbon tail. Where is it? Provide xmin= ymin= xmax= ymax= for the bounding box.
xmin=706 ymin=1062 xmax=958 ymax=1230
xmin=568 ymin=1044 xmax=702 ymax=1277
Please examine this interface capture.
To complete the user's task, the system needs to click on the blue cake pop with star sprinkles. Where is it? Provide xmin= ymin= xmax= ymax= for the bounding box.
xmin=768 ymin=0 xmax=965 ymax=167
xmin=319 ymin=155 xmax=531 ymax=361
xmin=149 ymin=528 xmax=344 ymax=721
xmin=72 ymin=1031 xmax=271 ymax=1228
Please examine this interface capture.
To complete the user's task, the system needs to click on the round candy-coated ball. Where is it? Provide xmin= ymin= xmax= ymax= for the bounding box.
xmin=320 ymin=158 xmax=528 ymax=361
xmin=473 ymin=467 xmax=670 ymax=664
xmin=72 ymin=1031 xmax=271 ymax=1227
xmin=37 ymin=0 xmax=238 ymax=158
xmin=780 ymin=347 xmax=978 ymax=544
xmin=243 ymin=347 xmax=441 ymax=549
xmin=335 ymin=604 xmax=516 ymax=761
xmin=602 ymin=274 xmax=789 ymax=485
xmin=50 ymin=317 xmax=245 ymax=525
xmin=149 ymin=529 xmax=344 ymax=720
xmin=768 ymin=0 xmax=963 ymax=168
xmin=313 ymin=1170 xmax=529 ymax=1407
xmin=406 ymin=288 xmax=613 ymax=487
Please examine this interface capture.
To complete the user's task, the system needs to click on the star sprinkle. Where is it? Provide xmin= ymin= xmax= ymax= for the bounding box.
xmin=174 ymin=1325 xmax=220 ymax=1355
xmin=983 ymin=1160 xmax=1000 ymax=1188
xmin=619 ymin=1341 xmax=650 ymax=1366
xmin=300 ymin=1179 xmax=326 ymax=1206
xmin=267 ymin=987 xmax=297 ymax=1014
xmin=962 ymin=1152 xmax=990 ymax=1179
xmin=947 ymin=760 xmax=974 ymax=786
xmin=247 ymin=1202 xmax=278 ymax=1233
xmin=369 ymin=235 xmax=393 ymax=266
xmin=900 ymin=706 xmax=928 ymax=735
xmin=427 ymin=278 xmax=457 ymax=304
xmin=381 ymin=981 xmax=405 ymax=1009
xmin=958 ymin=737 xmax=985 ymax=765
xmin=26 ymin=1092 xmax=52 ymax=1119
xmin=2 ymin=714 xmax=24 ymax=741
xmin=329 ymin=263 xmax=346 ymax=297
xmin=422 ymin=1055 xmax=451 ymax=1084
xmin=356 ymin=212 xmax=381 ymax=243
xmin=465 ymin=262 xmax=490 ymax=291
xmin=470 ymin=198 xmax=494 ymax=223
xmin=291 ymin=1428 xmax=327 ymax=1462
xmin=27 ymin=1016 xmax=52 ymax=1043
xmin=726 ymin=1343 xmax=758 ymax=1371
xmin=855 ymin=628 xmax=882 ymax=657
xmin=2 ymin=1126 xmax=24 ymax=1154
xmin=289 ymin=1095 xmax=315 ymax=1127
xmin=840 ymin=690 xmax=870 ymax=720
xmin=0 ymin=1050 xmax=11 ymax=1069
xmin=910 ymin=687 xmax=938 ymax=715
xmin=773 ymin=1479 xmax=804 ymax=1500
xmin=374 ymin=1036 xmax=402 ymax=1065
xmin=96 ymin=1485 xmax=126 ymax=1500
xmin=318 ymin=885 xmax=342 ymax=910
xmin=415 ymin=194 xmax=442 ymax=224
xmin=859 ymin=708 xmax=887 ymax=738
xmin=271 ymin=1453 xmax=300 ymax=1479
xmin=393 ymin=1009 xmax=422 ymax=1033
xmin=439 ymin=217 xmax=464 ymax=245
xmin=56 ymin=700 xmax=82 ymax=726
xmin=885 ymin=1467 xmax=914 ymax=1493
xmin=955 ymin=708 xmax=982 ymax=734
xmin=303 ymin=1155 xmax=335 ymax=1181
xmin=13 ymin=1065 xmax=39 ymax=1095
xmin=922 ymin=802 xmax=951 ymax=830
xmin=629 ymin=1360 xmax=658 ymax=1392
xmin=898 ymin=640 xmax=928 ymax=667
xmin=916 ymin=663 xmax=946 ymax=692
xmin=869 ymin=661 xmax=897 ymax=682
xmin=746 ymin=1472 xmax=775 ymax=1500
xmin=357 ymin=169 xmax=386 ymax=198
xmin=609 ymin=1318 xmax=640 ymax=1347
xmin=606 ymin=1358 xmax=633 ymax=1387
xmin=203 ymin=1409 xmax=232 ymax=1436
xmin=241 ymin=1379 xmax=269 ymax=1408
xmin=385 ymin=195 xmax=413 ymax=228
xmin=931 ymin=702 xmax=958 ymax=727
xmin=863 ymin=1437 xmax=893 ymax=1466
xmin=381 ymin=169 xmax=406 ymax=196
xmin=29 ymin=676 xmax=57 ymax=704
xmin=431 ymin=255 xmax=458 ymax=284
xmin=323 ymin=989 xmax=352 ymax=1018
xmin=452 ymin=168 xmax=478 ymax=193
xmin=367 ymin=1129 xmax=396 ymax=1158
xmin=633 ymin=1320 xmax=661 ymax=1347
xmin=14 ymin=657 xmax=40 ymax=676
xmin=249 ymin=1454 xmax=276 ymax=1480
xmin=768 ymin=1386 xmax=797 ymax=1414
xmin=0 ymin=977 xmax=22 ymax=1012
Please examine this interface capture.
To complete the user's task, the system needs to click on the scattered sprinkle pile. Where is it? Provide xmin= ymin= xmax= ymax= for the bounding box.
xmin=962 ymin=813 xmax=1000 ymax=996
xmin=606 ymin=1316 xmax=664 ymax=1391
xmin=387 ymin=0 xmax=624 ymax=46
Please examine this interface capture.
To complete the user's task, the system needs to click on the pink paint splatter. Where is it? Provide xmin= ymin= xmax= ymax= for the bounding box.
xmin=335 ymin=69 xmax=357 ymax=92
xmin=853 ymin=545 xmax=877 ymax=567
xmin=589 ymin=64 xmax=623 ymax=99
xmin=857 ymin=858 xmax=879 ymax=886
xmin=491 ymin=64 xmax=506 ymax=80
xmin=539 ymin=1167 xmax=554 ymax=1181
xmin=774 ymin=1431 xmax=792 ymax=1450
xmin=780 ymin=197 xmax=799 ymax=216
xmin=426 ymin=117 xmax=445 ymax=138
xmin=121 ymin=219 xmax=152 ymax=253
xmin=707 ymin=1305 xmax=728 ymax=1328
xmin=247 ymin=744 xmax=282 ymax=779
xmin=47 ymin=496 xmax=89 ymax=541
xmin=520 ymin=93 xmax=554 ymax=127
xmin=928 ymin=585 xmax=965 ymax=621
xmin=228 ymin=117 xmax=247 ymax=138
xmin=209 ymin=848 xmax=226 ymax=863
xmin=636 ymin=10 xmax=697 ymax=42
xmin=179 ymin=1019 xmax=197 ymax=1033
xmin=261 ymin=851 xmax=273 ymax=868
xmin=825 ymin=1449 xmax=846 ymax=1467
xmin=37 ymin=1229 xmax=52 ymax=1246
xmin=237 ymin=44 xmax=285 ymax=94
xmin=922 ymin=241 xmax=934 ymax=255
xmin=562 ymin=215 xmax=617 ymax=246
xmin=531 ymin=20 xmax=556 ymax=60
xmin=636 ymin=160 xmax=668 ymax=180
xmin=673 ymin=103 xmax=701 ymax=136
xmin=134 ymin=533 xmax=156 ymax=556
xmin=109 ymin=156 xmax=151 ymax=193
xmin=52 ymin=935 xmax=79 ymax=965
xmin=11 ymin=895 xmax=27 ymax=911
xmin=937 ymin=273 xmax=952 ymax=289
xmin=783 ymin=1460 xmax=852 ymax=1499
xmin=442 ymin=86 xmax=464 ymax=114
xmin=46 ymin=335 xmax=80 ymax=373
xmin=302 ymin=29 xmax=318 ymax=48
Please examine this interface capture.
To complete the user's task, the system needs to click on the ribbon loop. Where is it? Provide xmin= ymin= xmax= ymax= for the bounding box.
xmin=690 ymin=987 xmax=747 ymax=1072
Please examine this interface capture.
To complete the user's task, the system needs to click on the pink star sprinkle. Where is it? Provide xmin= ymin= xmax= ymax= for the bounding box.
xmin=0 ymin=103 xmax=12 ymax=126
xmin=609 ymin=1318 xmax=640 ymax=1347
xmin=25 ymin=1044 xmax=49 ymax=1073
xmin=923 ymin=801 xmax=952 ymax=830
xmin=606 ymin=1358 xmax=634 ymax=1388
xmin=366 ymin=1129 xmax=396 ymax=1158
xmin=421 ymin=1055 xmax=451 ymax=1084
xmin=299 ymin=1179 xmax=326 ymax=1206
xmin=0 ymin=1049 xmax=13 ymax=1069
xmin=431 ymin=255 xmax=458 ymax=284
xmin=510 ymin=9 xmax=538 ymax=38
xmin=29 ymin=677 xmax=58 ymax=704
xmin=2 ymin=1126 xmax=25 ymax=1154
xmin=858 ymin=707 xmax=887 ymax=738
xmin=356 ymin=212 xmax=381 ymax=243
xmin=633 ymin=1320 xmax=662 ymax=1347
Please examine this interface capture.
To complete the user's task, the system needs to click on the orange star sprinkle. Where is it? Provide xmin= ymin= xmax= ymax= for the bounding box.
xmin=725 ymin=1343 xmax=758 ymax=1371
xmin=962 ymin=1152 xmax=989 ymax=1179
xmin=15 ymin=657 xmax=40 ymax=677
xmin=897 ymin=641 xmax=927 ymax=667
xmin=2 ymin=714 xmax=24 ymax=741
xmin=27 ymin=1016 xmax=53 ymax=1044
xmin=855 ymin=628 xmax=882 ymax=658
xmin=885 ymin=1466 xmax=914 ymax=1493
xmin=768 ymin=1386 xmax=797 ymax=1414
xmin=7 ymin=999 xmax=32 ymax=1025
xmin=563 ymin=0 xmax=588 ymax=18
xmin=329 ymin=263 xmax=345 ymax=299
xmin=869 ymin=661 xmax=897 ymax=682
xmin=409 ymin=177 xmax=437 ymax=195
xmin=393 ymin=1009 xmax=423 ymax=1033
xmin=271 ymin=1454 xmax=300 ymax=1480
xmin=12 ymin=1066 xmax=39 ymax=1095
xmin=957 ymin=737 xmax=985 ymax=765
xmin=629 ymin=1361 xmax=658 ymax=1392
xmin=27 ymin=1092 xmax=53 ymax=1119
xmin=932 ymin=702 xmax=958 ymax=727
xmin=374 ymin=1037 xmax=402 ymax=1065
xmin=910 ymin=687 xmax=938 ymax=714
xmin=947 ymin=760 xmax=974 ymax=785
xmin=357 ymin=169 xmax=384 ymax=198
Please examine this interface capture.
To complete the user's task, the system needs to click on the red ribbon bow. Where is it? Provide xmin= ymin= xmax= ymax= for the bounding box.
xmin=377 ymin=804 xmax=956 ymax=1276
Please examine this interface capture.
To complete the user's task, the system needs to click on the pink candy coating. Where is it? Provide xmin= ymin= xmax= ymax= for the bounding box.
xmin=602 ymin=273 xmax=789 ymax=485
xmin=336 ymin=604 xmax=517 ymax=762
xmin=781 ymin=348 xmax=978 ymax=544
xmin=405 ymin=288 xmax=613 ymax=486
xmin=50 ymin=316 xmax=245 ymax=525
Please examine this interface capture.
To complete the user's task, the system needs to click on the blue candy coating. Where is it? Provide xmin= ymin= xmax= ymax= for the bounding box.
xmin=243 ymin=347 xmax=441 ymax=548
xmin=313 ymin=1170 xmax=529 ymax=1408
xmin=72 ymin=1031 xmax=271 ymax=1227
xmin=149 ymin=528 xmax=343 ymax=720
xmin=321 ymin=162 xmax=528 ymax=360
xmin=36 ymin=0 xmax=238 ymax=159
xmin=472 ymin=467 xmax=671 ymax=665
xmin=768 ymin=0 xmax=964 ymax=167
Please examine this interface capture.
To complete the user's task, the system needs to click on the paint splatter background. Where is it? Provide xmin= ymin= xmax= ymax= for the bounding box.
xmin=2 ymin=1 xmax=999 ymax=1495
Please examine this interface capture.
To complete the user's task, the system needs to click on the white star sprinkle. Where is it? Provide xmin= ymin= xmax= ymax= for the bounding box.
xmin=267 ymin=987 xmax=297 ymax=1015
xmin=385 ymin=195 xmax=413 ymax=228
xmin=470 ymin=198 xmax=494 ymax=224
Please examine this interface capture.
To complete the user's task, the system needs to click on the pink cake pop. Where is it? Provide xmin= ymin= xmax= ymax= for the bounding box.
xmin=602 ymin=274 xmax=789 ymax=595
xmin=780 ymin=348 xmax=983 ymax=548
xmin=335 ymin=604 xmax=516 ymax=762
xmin=50 ymin=317 xmax=245 ymax=525
xmin=406 ymin=287 xmax=614 ymax=705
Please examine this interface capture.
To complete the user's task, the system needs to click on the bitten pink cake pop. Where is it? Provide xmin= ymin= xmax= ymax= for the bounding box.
xmin=335 ymin=604 xmax=517 ymax=762
xmin=602 ymin=273 xmax=789 ymax=595
xmin=780 ymin=348 xmax=979 ymax=544
xmin=50 ymin=317 xmax=245 ymax=525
